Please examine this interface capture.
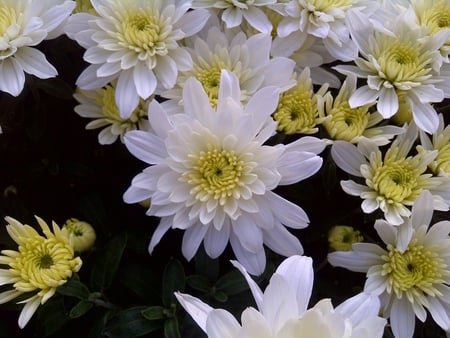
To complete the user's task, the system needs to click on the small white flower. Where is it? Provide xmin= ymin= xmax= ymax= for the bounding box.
xmin=192 ymin=0 xmax=277 ymax=33
xmin=123 ymin=70 xmax=325 ymax=275
xmin=176 ymin=255 xmax=387 ymax=338
xmin=336 ymin=8 xmax=450 ymax=133
xmin=64 ymin=0 xmax=210 ymax=118
xmin=331 ymin=122 xmax=450 ymax=225
xmin=318 ymin=73 xmax=404 ymax=145
xmin=328 ymin=191 xmax=450 ymax=338
xmin=0 ymin=0 xmax=75 ymax=96
xmin=73 ymin=82 xmax=150 ymax=145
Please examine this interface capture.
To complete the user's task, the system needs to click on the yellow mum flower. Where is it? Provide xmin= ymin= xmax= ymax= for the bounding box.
xmin=328 ymin=225 xmax=363 ymax=252
xmin=0 ymin=216 xmax=82 ymax=328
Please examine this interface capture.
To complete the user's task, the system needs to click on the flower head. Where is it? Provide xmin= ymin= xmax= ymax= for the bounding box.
xmin=176 ymin=255 xmax=387 ymax=338
xmin=273 ymin=67 xmax=328 ymax=135
xmin=331 ymin=122 xmax=450 ymax=225
xmin=62 ymin=218 xmax=96 ymax=252
xmin=123 ymin=70 xmax=325 ymax=275
xmin=73 ymin=82 xmax=150 ymax=145
xmin=328 ymin=191 xmax=450 ymax=338
xmin=0 ymin=0 xmax=75 ymax=96
xmin=328 ymin=225 xmax=363 ymax=251
xmin=0 ymin=216 xmax=82 ymax=328
xmin=65 ymin=0 xmax=210 ymax=118
xmin=337 ymin=8 xmax=450 ymax=133
xmin=418 ymin=114 xmax=450 ymax=177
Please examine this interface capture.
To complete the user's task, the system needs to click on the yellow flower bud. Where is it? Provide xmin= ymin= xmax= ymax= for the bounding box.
xmin=63 ymin=218 xmax=96 ymax=252
xmin=328 ymin=225 xmax=363 ymax=252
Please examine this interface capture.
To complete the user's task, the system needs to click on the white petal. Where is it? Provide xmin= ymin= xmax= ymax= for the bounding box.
xmin=230 ymin=260 xmax=264 ymax=310
xmin=265 ymin=191 xmax=309 ymax=229
xmin=232 ymin=216 xmax=263 ymax=253
xmin=203 ymin=222 xmax=230 ymax=259
xmin=328 ymin=244 xmax=384 ymax=273
xmin=390 ymin=298 xmax=415 ymax=338
xmin=275 ymin=255 xmax=313 ymax=314
xmin=183 ymin=77 xmax=214 ymax=123
xmin=222 ymin=7 xmax=243 ymax=28
xmin=182 ymin=224 xmax=209 ymax=261
xmin=116 ymin=69 xmax=139 ymax=119
xmin=76 ymin=64 xmax=115 ymax=89
xmin=407 ymin=95 xmax=439 ymax=134
xmin=230 ymin=233 xmax=266 ymax=276
xmin=15 ymin=47 xmax=57 ymax=79
xmin=336 ymin=292 xmax=381 ymax=327
xmin=331 ymin=141 xmax=365 ymax=177
xmin=263 ymin=225 xmax=303 ymax=257
xmin=427 ymin=297 xmax=450 ymax=331
xmin=341 ymin=180 xmax=370 ymax=196
xmin=148 ymin=217 xmax=173 ymax=254
xmin=277 ymin=151 xmax=322 ymax=185
xmin=349 ymin=86 xmax=379 ymax=109
xmin=377 ymin=87 xmax=398 ymax=119
xmin=175 ymin=292 xmax=213 ymax=333
xmin=124 ymin=130 xmax=166 ymax=164
xmin=18 ymin=295 xmax=41 ymax=329
xmin=243 ymin=7 xmax=272 ymax=33
xmin=217 ymin=69 xmax=241 ymax=108
xmin=206 ymin=309 xmax=241 ymax=338
xmin=0 ymin=58 xmax=25 ymax=96
xmin=411 ymin=191 xmax=434 ymax=229
xmin=133 ymin=62 xmax=156 ymax=99
xmin=175 ymin=8 xmax=210 ymax=37
xmin=154 ymin=55 xmax=177 ymax=89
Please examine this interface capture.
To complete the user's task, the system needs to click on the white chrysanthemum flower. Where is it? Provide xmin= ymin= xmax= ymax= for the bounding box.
xmin=73 ymin=82 xmax=150 ymax=145
xmin=191 ymin=0 xmax=276 ymax=33
xmin=0 ymin=0 xmax=75 ymax=96
xmin=161 ymin=27 xmax=295 ymax=109
xmin=271 ymin=0 xmax=360 ymax=62
xmin=328 ymin=191 xmax=450 ymax=338
xmin=331 ymin=122 xmax=450 ymax=225
xmin=64 ymin=0 xmax=210 ymax=119
xmin=418 ymin=114 xmax=450 ymax=177
xmin=336 ymin=9 xmax=450 ymax=134
xmin=123 ymin=70 xmax=325 ymax=275
xmin=176 ymin=255 xmax=387 ymax=338
xmin=0 ymin=216 xmax=82 ymax=328
xmin=318 ymin=74 xmax=404 ymax=145
xmin=273 ymin=67 xmax=329 ymax=135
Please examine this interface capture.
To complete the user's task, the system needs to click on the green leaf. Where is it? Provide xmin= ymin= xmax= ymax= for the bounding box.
xmin=141 ymin=306 xmax=166 ymax=321
xmin=164 ymin=317 xmax=181 ymax=338
xmin=103 ymin=306 xmax=163 ymax=338
xmin=118 ymin=261 xmax=161 ymax=303
xmin=69 ymin=300 xmax=94 ymax=318
xmin=57 ymin=278 xmax=90 ymax=300
xmin=162 ymin=258 xmax=185 ymax=307
xmin=215 ymin=270 xmax=249 ymax=296
xmin=90 ymin=232 xmax=127 ymax=290
xmin=212 ymin=290 xmax=228 ymax=302
xmin=186 ymin=275 xmax=211 ymax=293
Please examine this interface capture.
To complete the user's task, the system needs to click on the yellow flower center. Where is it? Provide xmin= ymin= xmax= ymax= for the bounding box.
xmin=308 ymin=0 xmax=353 ymax=12
xmin=322 ymin=102 xmax=370 ymax=141
xmin=185 ymin=148 xmax=245 ymax=202
xmin=0 ymin=5 xmax=18 ymax=36
xmin=371 ymin=159 xmax=418 ymax=203
xmin=419 ymin=1 xmax=450 ymax=33
xmin=433 ymin=142 xmax=450 ymax=175
xmin=382 ymin=241 xmax=447 ymax=300
xmin=117 ymin=10 xmax=167 ymax=59
xmin=377 ymin=40 xmax=431 ymax=85
xmin=274 ymin=84 xmax=319 ymax=135
xmin=98 ymin=84 xmax=146 ymax=124
xmin=10 ymin=237 xmax=81 ymax=291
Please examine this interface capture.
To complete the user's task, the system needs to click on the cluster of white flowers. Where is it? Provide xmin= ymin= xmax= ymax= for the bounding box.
xmin=1 ymin=0 xmax=449 ymax=336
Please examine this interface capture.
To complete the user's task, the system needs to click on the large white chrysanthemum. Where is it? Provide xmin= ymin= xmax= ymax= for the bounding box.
xmin=336 ymin=8 xmax=450 ymax=134
xmin=64 ymin=0 xmax=210 ymax=119
xmin=192 ymin=0 xmax=276 ymax=33
xmin=0 ymin=0 xmax=75 ymax=96
xmin=328 ymin=191 xmax=450 ymax=338
xmin=123 ymin=70 xmax=325 ymax=275
xmin=331 ymin=122 xmax=450 ymax=225
xmin=176 ymin=255 xmax=387 ymax=338
xmin=161 ymin=27 xmax=295 ymax=109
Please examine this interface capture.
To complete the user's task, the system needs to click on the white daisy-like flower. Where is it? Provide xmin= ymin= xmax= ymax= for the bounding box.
xmin=191 ymin=0 xmax=276 ymax=33
xmin=64 ymin=0 xmax=210 ymax=119
xmin=161 ymin=27 xmax=295 ymax=109
xmin=73 ymin=82 xmax=149 ymax=145
xmin=176 ymin=255 xmax=387 ymax=338
xmin=331 ymin=122 xmax=450 ymax=225
xmin=0 ymin=0 xmax=75 ymax=96
xmin=271 ymin=0 xmax=360 ymax=62
xmin=123 ymin=70 xmax=325 ymax=275
xmin=328 ymin=191 xmax=450 ymax=338
xmin=336 ymin=8 xmax=450 ymax=134
xmin=418 ymin=113 xmax=450 ymax=177
xmin=318 ymin=74 xmax=404 ymax=145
